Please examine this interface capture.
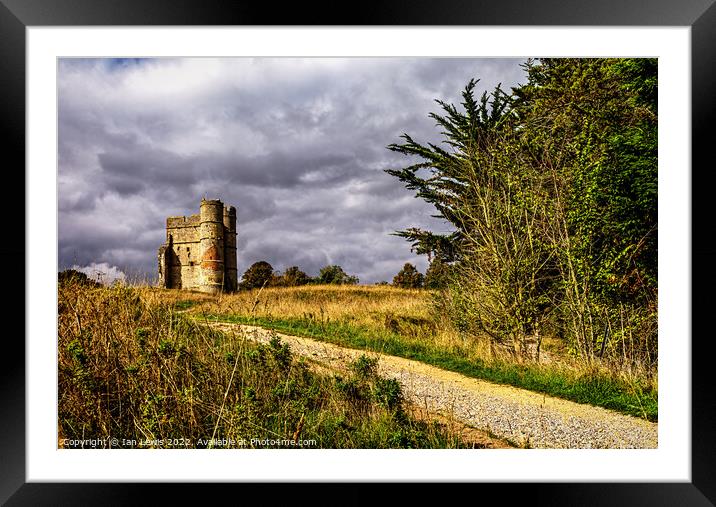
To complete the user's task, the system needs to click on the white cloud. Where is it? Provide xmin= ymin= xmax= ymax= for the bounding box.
xmin=71 ymin=263 xmax=127 ymax=286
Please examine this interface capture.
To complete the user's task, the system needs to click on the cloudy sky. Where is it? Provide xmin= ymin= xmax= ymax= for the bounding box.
xmin=58 ymin=57 xmax=527 ymax=284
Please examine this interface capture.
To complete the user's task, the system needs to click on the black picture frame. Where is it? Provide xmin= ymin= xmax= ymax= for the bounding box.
xmin=3 ymin=0 xmax=714 ymax=504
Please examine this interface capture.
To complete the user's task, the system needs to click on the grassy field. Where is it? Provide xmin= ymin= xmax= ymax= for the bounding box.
xmin=58 ymin=281 xmax=477 ymax=449
xmin=175 ymin=285 xmax=657 ymax=421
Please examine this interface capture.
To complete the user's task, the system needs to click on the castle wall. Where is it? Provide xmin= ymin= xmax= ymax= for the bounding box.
xmin=158 ymin=200 xmax=237 ymax=293
xmin=164 ymin=214 xmax=201 ymax=289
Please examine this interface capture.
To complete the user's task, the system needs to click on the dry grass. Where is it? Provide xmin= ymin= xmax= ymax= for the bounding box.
xmin=58 ymin=281 xmax=470 ymax=448
xmin=186 ymin=287 xmax=568 ymax=371
xmin=197 ymin=284 xmax=429 ymax=324
xmin=160 ymin=284 xmax=657 ymax=420
xmin=182 ymin=284 xmax=495 ymax=362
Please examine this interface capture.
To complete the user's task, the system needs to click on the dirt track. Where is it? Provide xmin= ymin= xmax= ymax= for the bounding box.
xmin=206 ymin=321 xmax=658 ymax=449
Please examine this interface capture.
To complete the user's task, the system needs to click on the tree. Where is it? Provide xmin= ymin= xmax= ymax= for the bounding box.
xmin=239 ymin=261 xmax=274 ymax=290
xmin=281 ymin=266 xmax=310 ymax=287
xmin=386 ymin=78 xmax=554 ymax=358
xmin=392 ymin=263 xmax=424 ymax=289
xmin=423 ymin=257 xmax=452 ymax=289
xmin=385 ymin=78 xmax=511 ymax=263
xmin=58 ymin=269 xmax=101 ymax=288
xmin=447 ymin=126 xmax=556 ymax=358
xmin=385 ymin=59 xmax=657 ymax=366
xmin=515 ymin=58 xmax=658 ymax=361
xmin=317 ymin=265 xmax=359 ymax=285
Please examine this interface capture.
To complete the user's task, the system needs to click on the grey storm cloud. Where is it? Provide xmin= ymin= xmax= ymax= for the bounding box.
xmin=58 ymin=57 xmax=527 ymax=283
xmin=96 ymin=142 xmax=358 ymax=195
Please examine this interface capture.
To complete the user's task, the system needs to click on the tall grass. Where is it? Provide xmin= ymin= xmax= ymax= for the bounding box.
xmin=58 ymin=281 xmax=468 ymax=448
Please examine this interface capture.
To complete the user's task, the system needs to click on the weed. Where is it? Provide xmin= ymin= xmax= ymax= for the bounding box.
xmin=350 ymin=355 xmax=378 ymax=379
xmin=373 ymin=377 xmax=403 ymax=411
xmin=158 ymin=339 xmax=175 ymax=357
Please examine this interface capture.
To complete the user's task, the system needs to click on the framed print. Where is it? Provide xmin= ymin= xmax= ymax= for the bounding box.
xmin=4 ymin=0 xmax=715 ymax=504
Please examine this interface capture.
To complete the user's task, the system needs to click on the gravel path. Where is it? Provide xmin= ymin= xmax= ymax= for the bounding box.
xmin=207 ymin=322 xmax=658 ymax=449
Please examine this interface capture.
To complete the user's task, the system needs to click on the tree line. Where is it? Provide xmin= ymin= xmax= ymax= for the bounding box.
xmin=238 ymin=261 xmax=359 ymax=290
xmin=385 ymin=58 xmax=657 ymax=369
xmin=238 ymin=260 xmax=446 ymax=290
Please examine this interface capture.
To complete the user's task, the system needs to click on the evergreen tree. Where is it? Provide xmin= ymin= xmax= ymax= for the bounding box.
xmin=515 ymin=58 xmax=658 ymax=360
xmin=423 ymin=258 xmax=451 ymax=289
xmin=385 ymin=59 xmax=657 ymax=364
xmin=385 ymin=79 xmax=511 ymax=262
xmin=392 ymin=263 xmax=424 ymax=289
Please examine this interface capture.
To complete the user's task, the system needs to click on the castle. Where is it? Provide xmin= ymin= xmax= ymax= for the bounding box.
xmin=157 ymin=198 xmax=238 ymax=293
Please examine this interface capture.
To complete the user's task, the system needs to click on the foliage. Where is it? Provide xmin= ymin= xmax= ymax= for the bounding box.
xmin=514 ymin=58 xmax=657 ymax=363
xmin=317 ymin=265 xmax=359 ymax=285
xmin=58 ymin=269 xmax=101 ymax=288
xmin=392 ymin=263 xmax=424 ymax=289
xmin=385 ymin=78 xmax=511 ymax=263
xmin=280 ymin=266 xmax=311 ymax=287
xmin=239 ymin=261 xmax=275 ymax=290
xmin=424 ymin=257 xmax=452 ymax=289
xmin=385 ymin=59 xmax=657 ymax=371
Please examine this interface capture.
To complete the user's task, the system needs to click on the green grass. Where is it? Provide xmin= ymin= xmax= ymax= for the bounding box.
xmin=173 ymin=299 xmax=203 ymax=311
xmin=201 ymin=313 xmax=657 ymax=422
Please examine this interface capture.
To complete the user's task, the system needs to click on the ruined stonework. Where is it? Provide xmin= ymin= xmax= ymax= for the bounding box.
xmin=158 ymin=198 xmax=238 ymax=294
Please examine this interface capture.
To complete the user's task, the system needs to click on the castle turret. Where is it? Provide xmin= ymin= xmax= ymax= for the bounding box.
xmin=199 ymin=198 xmax=225 ymax=294
xmin=159 ymin=198 xmax=238 ymax=293
xmin=223 ymin=205 xmax=238 ymax=292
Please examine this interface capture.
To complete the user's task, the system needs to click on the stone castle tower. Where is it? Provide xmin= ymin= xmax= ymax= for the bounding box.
xmin=157 ymin=198 xmax=238 ymax=293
